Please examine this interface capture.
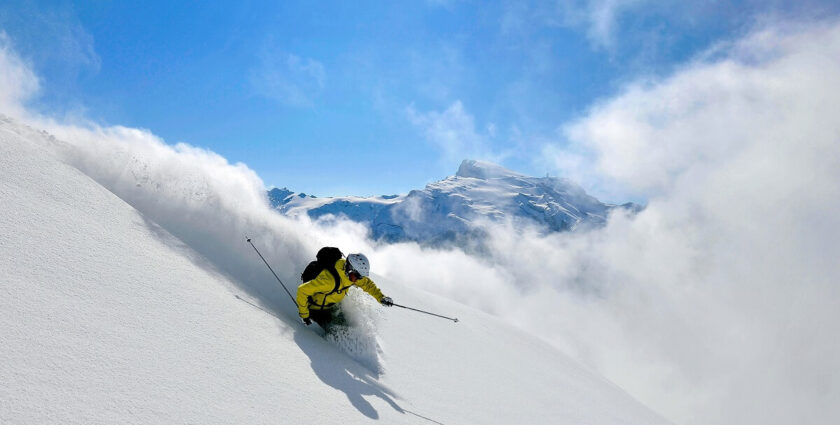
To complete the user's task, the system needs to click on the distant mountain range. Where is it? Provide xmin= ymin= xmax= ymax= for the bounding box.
xmin=269 ymin=160 xmax=641 ymax=244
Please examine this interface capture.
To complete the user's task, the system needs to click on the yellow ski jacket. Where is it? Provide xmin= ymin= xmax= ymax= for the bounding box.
xmin=296 ymin=258 xmax=384 ymax=319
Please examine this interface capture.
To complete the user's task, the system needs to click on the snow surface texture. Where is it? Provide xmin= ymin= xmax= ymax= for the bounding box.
xmin=0 ymin=116 xmax=670 ymax=424
xmin=271 ymin=159 xmax=639 ymax=244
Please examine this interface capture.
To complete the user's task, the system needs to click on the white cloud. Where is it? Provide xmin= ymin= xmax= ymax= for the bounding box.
xmin=250 ymin=51 xmax=326 ymax=108
xmin=507 ymin=1 xmax=839 ymax=56
xmin=0 ymin=5 xmax=101 ymax=78
xmin=559 ymin=0 xmax=647 ymax=49
xmin=407 ymin=100 xmax=506 ymax=164
xmin=425 ymin=0 xmax=459 ymax=9
xmin=502 ymin=0 xmax=648 ymax=50
xmin=0 ymin=32 xmax=40 ymax=117
xmin=42 ymin=9 xmax=101 ymax=75
xmin=562 ymin=20 xmax=840 ymax=196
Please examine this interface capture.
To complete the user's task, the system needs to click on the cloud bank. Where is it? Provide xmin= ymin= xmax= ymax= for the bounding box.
xmin=533 ymin=19 xmax=840 ymax=424
xmin=387 ymin=19 xmax=840 ymax=425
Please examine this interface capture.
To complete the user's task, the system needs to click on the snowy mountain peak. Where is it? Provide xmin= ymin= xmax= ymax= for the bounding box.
xmin=456 ymin=159 xmax=523 ymax=179
xmin=272 ymin=159 xmax=640 ymax=244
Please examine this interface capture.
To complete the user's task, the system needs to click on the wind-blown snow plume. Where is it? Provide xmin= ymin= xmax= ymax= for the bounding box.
xmin=35 ymin=118 xmax=389 ymax=366
xmin=32 ymin=121 xmax=371 ymax=320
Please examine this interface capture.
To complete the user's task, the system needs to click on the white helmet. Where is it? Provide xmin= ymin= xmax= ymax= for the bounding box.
xmin=346 ymin=253 xmax=371 ymax=277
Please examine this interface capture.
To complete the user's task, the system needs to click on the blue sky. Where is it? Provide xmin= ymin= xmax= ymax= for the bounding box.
xmin=2 ymin=0 xmax=836 ymax=200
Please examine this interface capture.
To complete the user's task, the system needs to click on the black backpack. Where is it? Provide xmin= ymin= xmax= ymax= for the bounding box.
xmin=300 ymin=247 xmax=344 ymax=296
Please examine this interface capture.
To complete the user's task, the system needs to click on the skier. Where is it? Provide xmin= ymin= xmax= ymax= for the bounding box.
xmin=297 ymin=252 xmax=393 ymax=331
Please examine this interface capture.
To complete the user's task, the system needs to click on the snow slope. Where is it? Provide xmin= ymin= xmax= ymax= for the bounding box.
xmin=271 ymin=160 xmax=640 ymax=244
xmin=0 ymin=116 xmax=670 ymax=424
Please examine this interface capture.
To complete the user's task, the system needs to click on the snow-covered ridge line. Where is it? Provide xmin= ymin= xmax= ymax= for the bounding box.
xmin=270 ymin=159 xmax=641 ymax=243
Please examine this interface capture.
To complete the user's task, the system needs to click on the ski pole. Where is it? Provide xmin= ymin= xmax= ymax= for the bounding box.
xmin=391 ymin=302 xmax=459 ymax=323
xmin=246 ymin=237 xmax=297 ymax=308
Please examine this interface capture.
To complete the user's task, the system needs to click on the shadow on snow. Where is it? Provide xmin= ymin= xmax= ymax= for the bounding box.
xmin=293 ymin=329 xmax=403 ymax=420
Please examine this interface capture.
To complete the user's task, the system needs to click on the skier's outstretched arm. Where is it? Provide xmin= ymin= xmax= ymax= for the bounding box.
xmin=354 ymin=276 xmax=385 ymax=303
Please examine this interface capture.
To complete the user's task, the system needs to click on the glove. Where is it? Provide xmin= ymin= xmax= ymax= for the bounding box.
xmin=381 ymin=296 xmax=393 ymax=307
xmin=302 ymin=317 xmax=312 ymax=325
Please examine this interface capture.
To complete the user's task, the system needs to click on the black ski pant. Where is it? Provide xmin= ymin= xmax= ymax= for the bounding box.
xmin=308 ymin=304 xmax=347 ymax=332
